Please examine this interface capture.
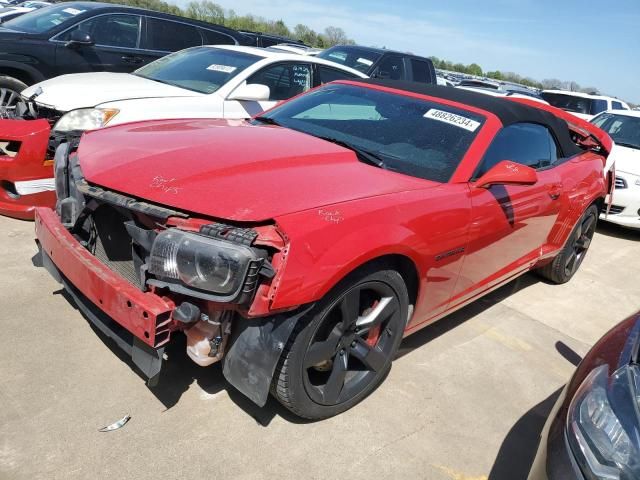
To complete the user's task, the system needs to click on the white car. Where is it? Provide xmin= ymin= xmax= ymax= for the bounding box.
xmin=591 ymin=110 xmax=640 ymax=229
xmin=0 ymin=0 xmax=50 ymax=22
xmin=20 ymin=45 xmax=367 ymax=132
xmin=541 ymin=90 xmax=630 ymax=121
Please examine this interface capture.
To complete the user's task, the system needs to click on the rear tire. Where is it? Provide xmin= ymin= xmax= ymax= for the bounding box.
xmin=272 ymin=267 xmax=409 ymax=419
xmin=537 ymin=204 xmax=598 ymax=284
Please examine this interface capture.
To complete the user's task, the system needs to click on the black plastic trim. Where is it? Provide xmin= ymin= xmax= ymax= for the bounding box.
xmin=222 ymin=305 xmax=314 ymax=406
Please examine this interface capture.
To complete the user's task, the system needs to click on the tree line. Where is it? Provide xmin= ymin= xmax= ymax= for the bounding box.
xmin=430 ymin=57 xmax=605 ymax=94
xmin=90 ymin=0 xmax=354 ymax=47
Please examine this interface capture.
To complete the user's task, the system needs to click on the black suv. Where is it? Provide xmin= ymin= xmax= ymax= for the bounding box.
xmin=0 ymin=2 xmax=251 ymax=104
xmin=317 ymin=45 xmax=436 ymax=84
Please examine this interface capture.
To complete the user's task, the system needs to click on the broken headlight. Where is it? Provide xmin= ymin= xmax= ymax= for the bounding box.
xmin=567 ymin=364 xmax=640 ymax=480
xmin=148 ymin=229 xmax=260 ymax=298
xmin=52 ymin=108 xmax=119 ymax=133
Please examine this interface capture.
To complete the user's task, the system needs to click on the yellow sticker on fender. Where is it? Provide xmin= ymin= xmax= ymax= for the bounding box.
xmin=424 ymin=109 xmax=480 ymax=132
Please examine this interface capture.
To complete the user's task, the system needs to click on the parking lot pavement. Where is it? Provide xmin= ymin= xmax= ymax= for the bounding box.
xmin=0 ymin=216 xmax=638 ymax=480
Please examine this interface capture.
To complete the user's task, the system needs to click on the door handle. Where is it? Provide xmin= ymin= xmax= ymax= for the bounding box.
xmin=548 ymin=183 xmax=563 ymax=200
xmin=121 ymin=55 xmax=143 ymax=64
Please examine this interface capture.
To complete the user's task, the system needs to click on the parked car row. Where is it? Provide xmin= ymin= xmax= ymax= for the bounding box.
xmin=0 ymin=2 xmax=438 ymax=219
xmin=0 ymin=0 xmax=50 ymax=23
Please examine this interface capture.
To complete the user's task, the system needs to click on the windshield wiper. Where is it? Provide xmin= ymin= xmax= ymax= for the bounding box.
xmin=315 ymin=136 xmax=386 ymax=169
xmin=253 ymin=116 xmax=282 ymax=126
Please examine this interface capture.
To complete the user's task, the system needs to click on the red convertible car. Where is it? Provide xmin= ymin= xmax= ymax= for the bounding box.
xmin=36 ymin=80 xmax=611 ymax=419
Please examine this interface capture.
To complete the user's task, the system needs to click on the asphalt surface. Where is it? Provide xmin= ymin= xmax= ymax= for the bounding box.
xmin=1 ymin=214 xmax=639 ymax=480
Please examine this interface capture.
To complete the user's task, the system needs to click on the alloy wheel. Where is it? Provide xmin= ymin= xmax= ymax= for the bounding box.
xmin=302 ymin=280 xmax=402 ymax=406
xmin=564 ymin=212 xmax=596 ymax=277
xmin=0 ymin=87 xmax=21 ymax=118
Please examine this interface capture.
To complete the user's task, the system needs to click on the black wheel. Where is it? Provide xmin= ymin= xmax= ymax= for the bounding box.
xmin=0 ymin=76 xmax=27 ymax=117
xmin=272 ymin=267 xmax=409 ymax=419
xmin=537 ymin=204 xmax=598 ymax=284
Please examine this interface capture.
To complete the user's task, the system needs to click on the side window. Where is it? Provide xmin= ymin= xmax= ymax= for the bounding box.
xmin=59 ymin=14 xmax=141 ymax=48
xmin=200 ymin=28 xmax=236 ymax=46
xmin=143 ymin=18 xmax=202 ymax=52
xmin=590 ymin=99 xmax=608 ymax=115
xmin=317 ymin=65 xmax=359 ymax=85
xmin=410 ymin=59 xmax=432 ymax=83
xmin=476 ymin=123 xmax=559 ymax=177
xmin=246 ymin=63 xmax=312 ymax=101
xmin=612 ymin=101 xmax=624 ymax=110
xmin=374 ymin=55 xmax=405 ymax=81
xmin=259 ymin=36 xmax=281 ymax=47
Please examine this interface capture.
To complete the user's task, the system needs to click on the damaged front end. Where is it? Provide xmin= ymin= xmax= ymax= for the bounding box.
xmin=0 ymin=98 xmax=80 ymax=219
xmin=36 ymin=145 xmax=301 ymax=405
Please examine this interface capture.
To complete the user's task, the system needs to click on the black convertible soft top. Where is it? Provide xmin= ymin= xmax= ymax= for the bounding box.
xmin=351 ymin=79 xmax=581 ymax=157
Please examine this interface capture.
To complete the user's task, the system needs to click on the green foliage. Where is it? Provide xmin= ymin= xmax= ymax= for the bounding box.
xmin=87 ymin=0 xmax=354 ymax=47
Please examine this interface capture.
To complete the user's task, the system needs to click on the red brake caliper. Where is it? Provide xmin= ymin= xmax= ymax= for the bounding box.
xmin=365 ymin=300 xmax=382 ymax=347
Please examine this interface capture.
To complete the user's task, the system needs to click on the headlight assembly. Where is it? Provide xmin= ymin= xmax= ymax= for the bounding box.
xmin=52 ymin=108 xmax=119 ymax=133
xmin=147 ymin=229 xmax=266 ymax=302
xmin=567 ymin=364 xmax=640 ymax=480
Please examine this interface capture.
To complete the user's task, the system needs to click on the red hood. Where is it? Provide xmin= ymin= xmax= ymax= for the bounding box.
xmin=78 ymin=119 xmax=433 ymax=221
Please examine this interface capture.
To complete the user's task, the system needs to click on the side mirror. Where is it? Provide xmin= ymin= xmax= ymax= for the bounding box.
xmin=65 ymin=30 xmax=94 ymax=48
xmin=228 ymin=83 xmax=270 ymax=102
xmin=474 ymin=160 xmax=538 ymax=188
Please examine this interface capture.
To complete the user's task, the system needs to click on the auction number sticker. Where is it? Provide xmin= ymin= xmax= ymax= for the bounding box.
xmin=63 ymin=7 xmax=84 ymax=15
xmin=206 ymin=64 xmax=237 ymax=73
xmin=356 ymin=57 xmax=373 ymax=66
xmin=424 ymin=109 xmax=480 ymax=132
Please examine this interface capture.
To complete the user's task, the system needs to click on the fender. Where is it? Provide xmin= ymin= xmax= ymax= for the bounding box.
xmin=0 ymin=60 xmax=45 ymax=85
xmin=270 ymin=185 xmax=472 ymax=320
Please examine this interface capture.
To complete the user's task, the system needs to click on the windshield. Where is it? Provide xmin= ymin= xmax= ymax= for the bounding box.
xmin=134 ymin=47 xmax=261 ymax=94
xmin=317 ymin=46 xmax=383 ymax=74
xmin=592 ymin=113 xmax=640 ymax=150
xmin=541 ymin=92 xmax=607 ymax=116
xmin=3 ymin=3 xmax=90 ymax=32
xmin=254 ymin=83 xmax=485 ymax=183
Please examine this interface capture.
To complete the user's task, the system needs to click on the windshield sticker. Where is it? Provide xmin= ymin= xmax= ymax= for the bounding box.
xmin=62 ymin=7 xmax=84 ymax=15
xmin=424 ymin=109 xmax=481 ymax=132
xmin=206 ymin=64 xmax=237 ymax=73
xmin=328 ymin=52 xmax=347 ymax=61
xmin=356 ymin=57 xmax=373 ymax=66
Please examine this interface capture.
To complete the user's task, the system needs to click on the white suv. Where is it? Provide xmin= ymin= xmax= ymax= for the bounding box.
xmin=541 ymin=90 xmax=630 ymax=121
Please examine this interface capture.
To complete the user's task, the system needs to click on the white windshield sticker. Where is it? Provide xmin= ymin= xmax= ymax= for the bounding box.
xmin=356 ymin=57 xmax=373 ymax=66
xmin=206 ymin=64 xmax=237 ymax=73
xmin=328 ymin=52 xmax=347 ymax=61
xmin=63 ymin=7 xmax=84 ymax=15
xmin=424 ymin=108 xmax=480 ymax=132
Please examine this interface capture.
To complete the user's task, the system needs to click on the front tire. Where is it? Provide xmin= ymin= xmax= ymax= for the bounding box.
xmin=0 ymin=76 xmax=27 ymax=114
xmin=537 ymin=204 xmax=598 ymax=284
xmin=272 ymin=267 xmax=409 ymax=419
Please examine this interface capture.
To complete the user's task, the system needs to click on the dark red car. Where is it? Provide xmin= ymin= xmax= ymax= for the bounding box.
xmin=36 ymin=80 xmax=611 ymax=419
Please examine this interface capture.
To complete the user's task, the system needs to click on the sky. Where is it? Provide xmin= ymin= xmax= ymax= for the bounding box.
xmin=174 ymin=0 xmax=640 ymax=103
